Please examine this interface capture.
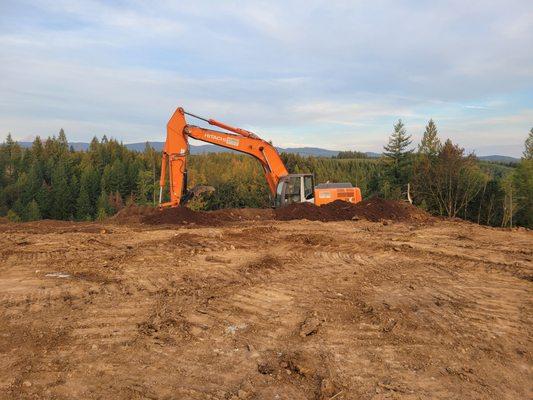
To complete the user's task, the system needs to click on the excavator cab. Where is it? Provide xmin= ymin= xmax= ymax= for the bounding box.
xmin=274 ymin=174 xmax=315 ymax=208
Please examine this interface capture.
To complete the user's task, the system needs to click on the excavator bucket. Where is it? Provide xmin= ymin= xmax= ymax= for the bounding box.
xmin=180 ymin=185 xmax=215 ymax=205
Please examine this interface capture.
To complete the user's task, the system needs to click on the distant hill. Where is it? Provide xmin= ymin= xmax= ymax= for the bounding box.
xmin=478 ymin=155 xmax=520 ymax=164
xmin=17 ymin=141 xmax=343 ymax=157
xmin=15 ymin=141 xmax=517 ymax=162
xmin=124 ymin=143 xmax=341 ymax=157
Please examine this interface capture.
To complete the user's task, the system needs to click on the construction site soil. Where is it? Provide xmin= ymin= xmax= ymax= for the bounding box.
xmin=0 ymin=202 xmax=531 ymax=399
xmin=114 ymin=198 xmax=432 ymax=226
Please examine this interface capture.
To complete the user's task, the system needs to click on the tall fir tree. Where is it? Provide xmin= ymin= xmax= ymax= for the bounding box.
xmin=524 ymin=127 xmax=533 ymax=160
xmin=36 ymin=183 xmax=52 ymax=219
xmin=96 ymin=190 xmax=110 ymax=220
xmin=418 ymin=119 xmax=441 ymax=156
xmin=383 ymin=120 xmax=413 ymax=194
xmin=384 ymin=120 xmax=413 ymax=160
xmin=25 ymin=199 xmax=41 ymax=221
xmin=58 ymin=128 xmax=69 ymax=152
xmin=76 ymin=185 xmax=92 ymax=220
xmin=512 ymin=129 xmax=533 ymax=228
xmin=51 ymin=162 xmax=71 ymax=220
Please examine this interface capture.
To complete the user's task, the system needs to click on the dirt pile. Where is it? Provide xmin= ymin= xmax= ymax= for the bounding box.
xmin=113 ymin=204 xmax=274 ymax=226
xmin=113 ymin=198 xmax=430 ymax=226
xmin=110 ymin=205 xmax=154 ymax=224
xmin=275 ymin=198 xmax=431 ymax=222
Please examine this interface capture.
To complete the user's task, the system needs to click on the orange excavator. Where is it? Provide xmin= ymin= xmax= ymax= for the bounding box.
xmin=159 ymin=107 xmax=362 ymax=208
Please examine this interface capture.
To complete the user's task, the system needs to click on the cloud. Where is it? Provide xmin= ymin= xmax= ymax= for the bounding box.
xmin=0 ymin=0 xmax=532 ymax=156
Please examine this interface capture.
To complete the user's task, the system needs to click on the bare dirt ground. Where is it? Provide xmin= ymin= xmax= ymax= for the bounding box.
xmin=0 ymin=214 xmax=532 ymax=399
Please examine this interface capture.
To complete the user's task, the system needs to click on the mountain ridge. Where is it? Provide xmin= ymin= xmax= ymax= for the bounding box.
xmin=15 ymin=141 xmax=520 ymax=163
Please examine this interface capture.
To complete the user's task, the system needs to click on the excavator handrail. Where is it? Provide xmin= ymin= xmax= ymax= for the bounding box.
xmin=183 ymin=110 xmax=259 ymax=139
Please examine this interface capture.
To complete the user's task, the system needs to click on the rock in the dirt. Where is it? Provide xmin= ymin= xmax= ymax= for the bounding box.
xmin=257 ymin=361 xmax=274 ymax=375
xmin=287 ymin=356 xmax=316 ymax=377
xmin=299 ymin=316 xmax=321 ymax=337
xmin=383 ymin=319 xmax=397 ymax=333
xmin=319 ymin=378 xmax=336 ymax=398
xmin=22 ymin=380 xmax=32 ymax=387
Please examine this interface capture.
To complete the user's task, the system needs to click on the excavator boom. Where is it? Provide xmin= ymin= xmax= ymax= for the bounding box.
xmin=159 ymin=107 xmax=288 ymax=207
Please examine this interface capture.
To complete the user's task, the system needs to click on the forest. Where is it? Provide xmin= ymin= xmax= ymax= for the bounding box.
xmin=0 ymin=121 xmax=531 ymax=228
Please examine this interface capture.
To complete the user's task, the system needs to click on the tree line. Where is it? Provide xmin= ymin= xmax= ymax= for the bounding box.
xmin=378 ymin=120 xmax=531 ymax=228
xmin=0 ymin=124 xmax=531 ymax=228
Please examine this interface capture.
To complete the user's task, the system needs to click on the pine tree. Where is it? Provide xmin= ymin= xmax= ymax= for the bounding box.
xmin=512 ymin=129 xmax=533 ymax=228
xmin=109 ymin=159 xmax=127 ymax=196
xmin=69 ymin=175 xmax=79 ymax=218
xmin=25 ymin=199 xmax=41 ymax=221
xmin=58 ymin=128 xmax=69 ymax=152
xmin=418 ymin=119 xmax=441 ymax=157
xmin=51 ymin=162 xmax=70 ymax=220
xmin=7 ymin=209 xmax=21 ymax=222
xmin=36 ymin=183 xmax=52 ymax=219
xmin=524 ymin=127 xmax=533 ymax=160
xmin=137 ymin=170 xmax=154 ymax=204
xmin=383 ymin=120 xmax=414 ymax=193
xmin=76 ymin=184 xmax=92 ymax=220
xmin=96 ymin=190 xmax=110 ymax=219
xmin=31 ymin=136 xmax=44 ymax=162
xmin=384 ymin=120 xmax=413 ymax=160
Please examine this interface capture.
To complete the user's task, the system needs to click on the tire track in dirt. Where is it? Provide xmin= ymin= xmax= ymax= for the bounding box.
xmin=1 ymin=219 xmax=531 ymax=399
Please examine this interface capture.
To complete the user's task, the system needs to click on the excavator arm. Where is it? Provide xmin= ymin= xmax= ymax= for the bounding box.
xmin=159 ymin=107 xmax=289 ymax=207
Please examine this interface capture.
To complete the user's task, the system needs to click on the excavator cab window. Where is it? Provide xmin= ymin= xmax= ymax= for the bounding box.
xmin=275 ymin=180 xmax=284 ymax=208
xmin=285 ymin=176 xmax=302 ymax=204
xmin=274 ymin=174 xmax=315 ymax=207
xmin=304 ymin=175 xmax=314 ymax=200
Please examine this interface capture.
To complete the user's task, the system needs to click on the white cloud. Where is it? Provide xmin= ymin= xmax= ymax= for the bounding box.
xmin=0 ymin=0 xmax=532 ymax=156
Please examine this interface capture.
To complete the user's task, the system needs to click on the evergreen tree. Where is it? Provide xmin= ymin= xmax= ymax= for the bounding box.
xmin=51 ymin=162 xmax=71 ymax=220
xmin=513 ymin=158 xmax=532 ymax=228
xmin=109 ymin=159 xmax=127 ymax=196
xmin=418 ymin=119 xmax=441 ymax=156
xmin=383 ymin=120 xmax=413 ymax=194
xmin=58 ymin=128 xmax=69 ymax=152
xmin=76 ymin=184 xmax=92 ymax=220
xmin=36 ymin=183 xmax=52 ymax=219
xmin=69 ymin=175 xmax=79 ymax=218
xmin=524 ymin=127 xmax=533 ymax=160
xmin=7 ymin=209 xmax=21 ymax=222
xmin=384 ymin=120 xmax=413 ymax=160
xmin=25 ymin=199 xmax=41 ymax=221
xmin=96 ymin=190 xmax=110 ymax=219
xmin=512 ymin=130 xmax=533 ymax=227
xmin=137 ymin=170 xmax=154 ymax=204
xmin=31 ymin=136 xmax=44 ymax=162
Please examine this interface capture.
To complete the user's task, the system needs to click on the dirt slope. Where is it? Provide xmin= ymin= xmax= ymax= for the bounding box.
xmin=0 ymin=216 xmax=531 ymax=399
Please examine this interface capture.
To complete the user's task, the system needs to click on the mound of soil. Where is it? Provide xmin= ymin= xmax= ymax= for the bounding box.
xmin=275 ymin=198 xmax=430 ymax=222
xmin=112 ymin=198 xmax=430 ymax=226
xmin=111 ymin=205 xmax=155 ymax=224
xmin=113 ymin=204 xmax=274 ymax=226
xmin=141 ymin=206 xmax=216 ymax=225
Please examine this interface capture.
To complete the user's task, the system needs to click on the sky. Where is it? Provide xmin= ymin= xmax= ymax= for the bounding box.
xmin=1 ymin=0 xmax=532 ymax=157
